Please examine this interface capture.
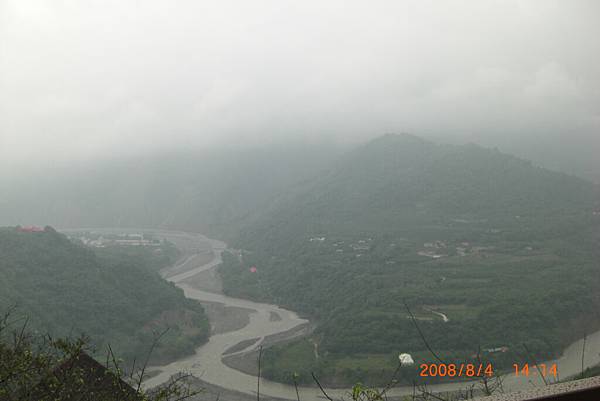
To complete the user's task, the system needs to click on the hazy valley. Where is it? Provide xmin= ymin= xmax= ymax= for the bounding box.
xmin=2 ymin=134 xmax=599 ymax=396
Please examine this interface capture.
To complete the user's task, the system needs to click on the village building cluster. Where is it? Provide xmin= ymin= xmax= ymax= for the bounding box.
xmin=72 ymin=233 xmax=161 ymax=248
xmin=308 ymin=235 xmax=503 ymax=261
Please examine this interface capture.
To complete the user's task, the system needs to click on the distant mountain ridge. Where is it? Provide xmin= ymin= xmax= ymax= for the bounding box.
xmin=0 ymin=136 xmax=596 ymax=241
xmin=0 ymin=145 xmax=339 ymax=238
xmin=234 ymin=133 xmax=598 ymax=249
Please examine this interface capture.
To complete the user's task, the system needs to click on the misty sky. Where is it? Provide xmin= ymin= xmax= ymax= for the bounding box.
xmin=1 ymin=0 xmax=599 ymax=171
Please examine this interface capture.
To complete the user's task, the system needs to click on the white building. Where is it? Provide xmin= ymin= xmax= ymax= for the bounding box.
xmin=398 ymin=353 xmax=414 ymax=366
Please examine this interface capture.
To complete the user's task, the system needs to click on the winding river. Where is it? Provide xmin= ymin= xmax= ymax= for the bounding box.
xmin=62 ymin=228 xmax=600 ymax=400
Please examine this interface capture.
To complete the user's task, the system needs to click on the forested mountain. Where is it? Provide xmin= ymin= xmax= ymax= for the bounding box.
xmin=0 ymin=137 xmax=594 ymax=239
xmin=0 ymin=144 xmax=339 ymax=237
xmin=220 ymin=134 xmax=600 ymax=385
xmin=234 ymin=134 xmax=597 ymax=249
xmin=0 ymin=227 xmax=209 ymax=366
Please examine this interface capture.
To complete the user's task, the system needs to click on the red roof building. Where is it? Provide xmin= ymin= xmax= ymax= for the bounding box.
xmin=17 ymin=226 xmax=45 ymax=232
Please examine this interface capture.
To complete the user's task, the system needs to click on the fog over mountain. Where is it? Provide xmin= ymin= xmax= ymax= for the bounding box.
xmin=1 ymin=0 xmax=599 ymax=181
xmin=3 ymin=2 xmax=600 ymax=398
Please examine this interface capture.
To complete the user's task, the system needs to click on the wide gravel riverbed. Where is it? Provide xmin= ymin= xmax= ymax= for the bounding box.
xmin=63 ymin=228 xmax=600 ymax=400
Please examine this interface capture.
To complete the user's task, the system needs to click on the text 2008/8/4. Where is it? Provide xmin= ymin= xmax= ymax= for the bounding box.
xmin=419 ymin=363 xmax=494 ymax=377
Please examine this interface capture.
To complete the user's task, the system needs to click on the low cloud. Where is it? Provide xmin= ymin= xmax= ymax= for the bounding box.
xmin=1 ymin=0 xmax=599 ymax=170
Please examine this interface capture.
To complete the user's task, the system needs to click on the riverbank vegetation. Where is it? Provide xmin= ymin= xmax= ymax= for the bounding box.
xmin=0 ymin=227 xmax=209 ymax=367
xmin=0 ymin=309 xmax=201 ymax=400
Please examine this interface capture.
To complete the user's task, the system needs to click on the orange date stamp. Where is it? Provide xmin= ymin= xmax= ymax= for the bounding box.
xmin=513 ymin=363 xmax=557 ymax=378
xmin=419 ymin=363 xmax=494 ymax=377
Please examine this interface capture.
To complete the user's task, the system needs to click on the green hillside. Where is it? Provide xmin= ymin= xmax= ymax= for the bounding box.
xmin=234 ymin=135 xmax=596 ymax=247
xmin=0 ymin=227 xmax=209 ymax=366
xmin=220 ymin=134 xmax=600 ymax=385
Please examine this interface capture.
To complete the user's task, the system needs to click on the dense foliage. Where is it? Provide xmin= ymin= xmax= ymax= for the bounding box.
xmin=0 ymin=311 xmax=199 ymax=400
xmin=221 ymin=135 xmax=600 ymax=385
xmin=0 ymin=227 xmax=209 ymax=366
